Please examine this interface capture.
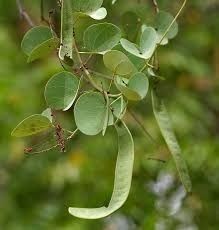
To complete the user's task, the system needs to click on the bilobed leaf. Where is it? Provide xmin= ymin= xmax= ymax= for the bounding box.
xmin=156 ymin=33 xmax=168 ymax=45
xmin=120 ymin=26 xmax=157 ymax=59
xmin=113 ymin=44 xmax=145 ymax=70
xmin=115 ymin=76 xmax=141 ymax=101
xmin=11 ymin=115 xmax=53 ymax=137
xmin=103 ymin=50 xmax=134 ymax=76
xmin=74 ymin=92 xmax=107 ymax=135
xmin=69 ymin=121 xmax=134 ymax=219
xmin=88 ymin=7 xmax=107 ymax=20
xmin=21 ymin=26 xmax=58 ymax=62
xmin=151 ymin=90 xmax=192 ymax=193
xmin=59 ymin=0 xmax=73 ymax=60
xmin=139 ymin=27 xmax=157 ymax=58
xmin=115 ymin=77 xmax=141 ymax=101
xmin=72 ymin=0 xmax=103 ymax=13
xmin=141 ymin=24 xmax=168 ymax=46
xmin=120 ymin=39 xmax=142 ymax=58
xmin=128 ymin=72 xmax=149 ymax=99
xmin=84 ymin=23 xmax=122 ymax=53
xmin=115 ymin=73 xmax=149 ymax=101
xmin=154 ymin=11 xmax=178 ymax=40
xmin=44 ymin=72 xmax=80 ymax=111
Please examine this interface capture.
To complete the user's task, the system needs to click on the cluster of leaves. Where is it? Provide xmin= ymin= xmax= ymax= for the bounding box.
xmin=11 ymin=0 xmax=191 ymax=220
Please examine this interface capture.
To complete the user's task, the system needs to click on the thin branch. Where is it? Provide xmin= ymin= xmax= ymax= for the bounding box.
xmin=72 ymin=38 xmax=121 ymax=98
xmin=140 ymin=0 xmax=187 ymax=72
xmin=159 ymin=0 xmax=187 ymax=45
xmin=152 ymin=0 xmax=159 ymax=13
xmin=16 ymin=0 xmax=34 ymax=27
xmin=128 ymin=109 xmax=158 ymax=145
xmin=84 ymin=54 xmax=93 ymax=65
xmin=72 ymin=38 xmax=102 ymax=91
xmin=67 ymin=129 xmax=79 ymax=140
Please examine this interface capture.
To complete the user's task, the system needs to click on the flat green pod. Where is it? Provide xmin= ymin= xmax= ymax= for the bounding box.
xmin=69 ymin=121 xmax=134 ymax=219
xmin=151 ymin=90 xmax=192 ymax=193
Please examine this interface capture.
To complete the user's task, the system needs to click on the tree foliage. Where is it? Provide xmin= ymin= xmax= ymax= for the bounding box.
xmin=10 ymin=0 xmax=192 ymax=220
xmin=1 ymin=0 xmax=218 ymax=229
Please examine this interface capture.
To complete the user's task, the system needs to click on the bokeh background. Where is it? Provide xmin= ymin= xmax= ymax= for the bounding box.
xmin=0 ymin=0 xmax=219 ymax=229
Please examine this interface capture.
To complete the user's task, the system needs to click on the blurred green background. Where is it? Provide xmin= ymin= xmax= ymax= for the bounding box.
xmin=0 ymin=0 xmax=219 ymax=229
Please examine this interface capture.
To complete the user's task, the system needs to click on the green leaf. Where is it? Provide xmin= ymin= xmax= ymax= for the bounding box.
xmin=74 ymin=92 xmax=107 ymax=135
xmin=151 ymin=90 xmax=192 ymax=193
xmin=128 ymin=72 xmax=149 ymax=99
xmin=141 ymin=24 xmax=168 ymax=45
xmin=84 ymin=23 xmax=122 ymax=53
xmin=139 ymin=27 xmax=157 ymax=58
xmin=154 ymin=11 xmax=178 ymax=40
xmin=115 ymin=77 xmax=140 ymax=101
xmin=69 ymin=121 xmax=134 ymax=219
xmin=120 ymin=38 xmax=142 ymax=58
xmin=72 ymin=0 xmax=103 ymax=13
xmin=115 ymin=73 xmax=149 ymax=101
xmin=41 ymin=108 xmax=53 ymax=122
xmin=120 ymin=26 xmax=157 ymax=59
xmin=113 ymin=44 xmax=145 ymax=70
xmin=45 ymin=71 xmax=80 ymax=111
xmin=27 ymin=38 xmax=59 ymax=63
xmin=88 ymin=8 xmax=107 ymax=20
xmin=11 ymin=115 xmax=53 ymax=137
xmin=21 ymin=26 xmax=58 ymax=62
xmin=59 ymin=0 xmax=74 ymax=60
xmin=103 ymin=50 xmax=134 ymax=76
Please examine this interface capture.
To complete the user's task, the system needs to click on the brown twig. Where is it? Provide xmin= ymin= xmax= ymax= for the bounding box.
xmin=16 ymin=0 xmax=34 ymax=27
xmin=152 ymin=0 xmax=159 ymax=14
